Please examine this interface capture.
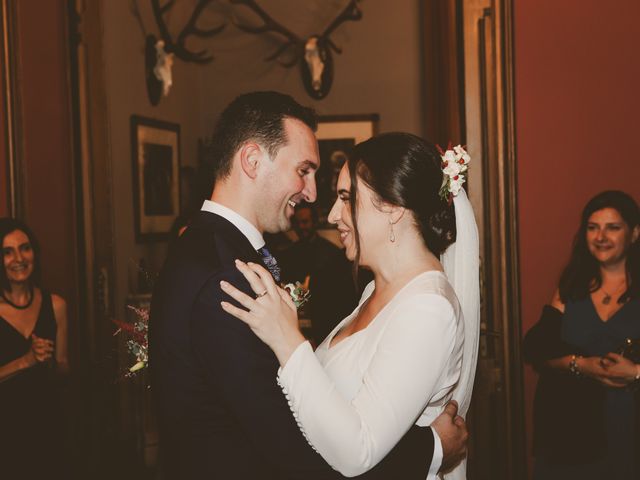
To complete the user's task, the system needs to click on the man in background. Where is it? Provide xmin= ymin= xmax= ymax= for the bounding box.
xmin=280 ymin=204 xmax=358 ymax=344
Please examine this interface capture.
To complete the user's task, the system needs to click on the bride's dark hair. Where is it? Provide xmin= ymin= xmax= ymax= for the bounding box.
xmin=347 ymin=132 xmax=456 ymax=274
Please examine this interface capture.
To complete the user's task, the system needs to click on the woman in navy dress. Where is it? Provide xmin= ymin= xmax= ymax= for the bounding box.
xmin=0 ymin=218 xmax=69 ymax=479
xmin=524 ymin=190 xmax=640 ymax=479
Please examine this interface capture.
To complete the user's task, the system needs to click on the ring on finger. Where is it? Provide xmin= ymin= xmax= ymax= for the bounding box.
xmin=256 ymin=290 xmax=268 ymax=298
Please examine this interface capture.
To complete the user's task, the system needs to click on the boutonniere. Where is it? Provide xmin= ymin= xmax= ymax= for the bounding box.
xmin=284 ymin=278 xmax=312 ymax=309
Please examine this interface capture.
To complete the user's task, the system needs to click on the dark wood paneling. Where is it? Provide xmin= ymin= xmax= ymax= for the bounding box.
xmin=421 ymin=0 xmax=466 ymax=146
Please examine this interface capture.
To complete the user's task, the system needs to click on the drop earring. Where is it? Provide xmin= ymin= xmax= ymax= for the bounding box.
xmin=389 ymin=219 xmax=396 ymax=243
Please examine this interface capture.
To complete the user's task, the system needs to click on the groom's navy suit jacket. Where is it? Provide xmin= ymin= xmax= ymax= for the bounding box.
xmin=149 ymin=211 xmax=435 ymax=479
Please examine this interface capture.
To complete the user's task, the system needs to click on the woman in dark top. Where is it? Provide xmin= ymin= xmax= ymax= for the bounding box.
xmin=0 ymin=218 xmax=69 ymax=478
xmin=524 ymin=190 xmax=640 ymax=479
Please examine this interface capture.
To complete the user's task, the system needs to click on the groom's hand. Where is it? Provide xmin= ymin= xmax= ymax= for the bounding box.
xmin=431 ymin=400 xmax=468 ymax=473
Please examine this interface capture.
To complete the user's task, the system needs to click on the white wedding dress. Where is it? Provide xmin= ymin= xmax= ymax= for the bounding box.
xmin=277 ymin=270 xmax=464 ymax=478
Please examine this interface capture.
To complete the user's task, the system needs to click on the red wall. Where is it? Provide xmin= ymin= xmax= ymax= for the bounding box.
xmin=515 ymin=0 xmax=640 ymax=472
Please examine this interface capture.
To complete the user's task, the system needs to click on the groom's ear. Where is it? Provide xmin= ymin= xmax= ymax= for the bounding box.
xmin=239 ymin=142 xmax=262 ymax=179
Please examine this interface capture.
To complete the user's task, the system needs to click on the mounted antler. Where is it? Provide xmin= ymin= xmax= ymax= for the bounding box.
xmin=231 ymin=0 xmax=302 ymax=67
xmin=232 ymin=0 xmax=363 ymax=99
xmin=319 ymin=0 xmax=362 ymax=54
xmin=151 ymin=0 xmax=226 ymax=64
xmin=141 ymin=0 xmax=226 ymax=105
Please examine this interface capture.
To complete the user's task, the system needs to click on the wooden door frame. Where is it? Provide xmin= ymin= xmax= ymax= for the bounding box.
xmin=1 ymin=0 xmax=20 ymax=216
xmin=69 ymin=0 xmax=116 ymax=362
xmin=422 ymin=0 xmax=525 ymax=477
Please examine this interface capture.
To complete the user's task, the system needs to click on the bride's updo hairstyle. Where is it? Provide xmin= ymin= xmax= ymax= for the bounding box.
xmin=347 ymin=132 xmax=456 ymax=269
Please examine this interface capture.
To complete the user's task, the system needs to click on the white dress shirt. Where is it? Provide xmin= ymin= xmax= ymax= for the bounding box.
xmin=278 ymin=271 xmax=461 ymax=478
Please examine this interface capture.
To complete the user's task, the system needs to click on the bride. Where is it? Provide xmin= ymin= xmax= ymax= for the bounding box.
xmin=221 ymin=132 xmax=480 ymax=478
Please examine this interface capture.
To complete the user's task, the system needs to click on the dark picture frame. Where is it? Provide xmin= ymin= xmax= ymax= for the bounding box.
xmin=131 ymin=115 xmax=180 ymax=242
xmin=314 ymin=114 xmax=379 ymax=227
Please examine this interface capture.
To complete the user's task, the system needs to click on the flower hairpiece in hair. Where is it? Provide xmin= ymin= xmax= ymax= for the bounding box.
xmin=437 ymin=143 xmax=470 ymax=203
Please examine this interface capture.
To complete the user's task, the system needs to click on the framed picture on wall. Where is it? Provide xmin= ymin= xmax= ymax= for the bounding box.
xmin=315 ymin=114 xmax=379 ymax=226
xmin=131 ymin=115 xmax=180 ymax=242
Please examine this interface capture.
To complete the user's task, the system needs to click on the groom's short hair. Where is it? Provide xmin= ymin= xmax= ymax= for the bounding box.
xmin=207 ymin=91 xmax=317 ymax=183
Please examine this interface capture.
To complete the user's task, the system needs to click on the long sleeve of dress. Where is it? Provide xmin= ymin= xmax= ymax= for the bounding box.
xmin=277 ymin=293 xmax=461 ymax=477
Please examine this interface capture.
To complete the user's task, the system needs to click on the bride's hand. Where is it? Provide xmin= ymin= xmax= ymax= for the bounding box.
xmin=220 ymin=260 xmax=306 ymax=366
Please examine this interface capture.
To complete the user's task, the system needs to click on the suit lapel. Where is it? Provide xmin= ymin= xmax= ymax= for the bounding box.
xmin=190 ymin=211 xmax=263 ymax=266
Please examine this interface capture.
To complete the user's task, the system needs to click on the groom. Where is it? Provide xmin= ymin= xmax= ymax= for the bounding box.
xmin=149 ymin=91 xmax=467 ymax=479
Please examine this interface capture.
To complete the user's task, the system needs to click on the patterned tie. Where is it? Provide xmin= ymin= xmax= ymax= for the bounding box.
xmin=257 ymin=246 xmax=281 ymax=283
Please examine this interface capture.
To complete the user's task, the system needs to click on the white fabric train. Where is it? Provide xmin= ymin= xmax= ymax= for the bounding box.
xmin=440 ymin=188 xmax=481 ymax=480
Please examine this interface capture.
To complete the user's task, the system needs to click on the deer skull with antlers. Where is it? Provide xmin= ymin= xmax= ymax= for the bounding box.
xmin=135 ymin=0 xmax=226 ymax=105
xmin=232 ymin=0 xmax=362 ymax=100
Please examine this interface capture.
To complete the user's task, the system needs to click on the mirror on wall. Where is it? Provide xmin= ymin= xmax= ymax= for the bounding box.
xmin=2 ymin=0 xmax=523 ymax=477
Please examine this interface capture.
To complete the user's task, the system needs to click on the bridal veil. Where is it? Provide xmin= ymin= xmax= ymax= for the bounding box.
xmin=440 ymin=188 xmax=480 ymax=480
